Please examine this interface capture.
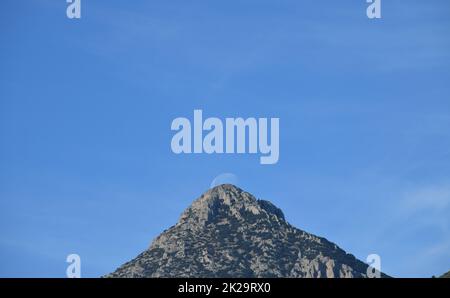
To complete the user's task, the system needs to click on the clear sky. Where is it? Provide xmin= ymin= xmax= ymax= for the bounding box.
xmin=1 ymin=0 xmax=449 ymax=277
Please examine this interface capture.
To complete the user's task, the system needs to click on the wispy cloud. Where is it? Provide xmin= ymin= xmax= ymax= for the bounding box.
xmin=402 ymin=184 xmax=450 ymax=214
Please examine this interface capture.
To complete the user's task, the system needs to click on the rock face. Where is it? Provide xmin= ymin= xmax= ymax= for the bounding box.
xmin=107 ymin=184 xmax=386 ymax=278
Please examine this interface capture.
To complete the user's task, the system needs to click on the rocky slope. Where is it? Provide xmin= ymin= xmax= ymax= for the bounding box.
xmin=107 ymin=184 xmax=387 ymax=278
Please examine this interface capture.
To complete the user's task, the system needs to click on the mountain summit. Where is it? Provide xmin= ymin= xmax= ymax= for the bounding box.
xmin=107 ymin=184 xmax=385 ymax=278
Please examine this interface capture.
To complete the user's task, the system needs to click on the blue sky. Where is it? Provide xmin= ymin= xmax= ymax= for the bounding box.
xmin=1 ymin=0 xmax=449 ymax=277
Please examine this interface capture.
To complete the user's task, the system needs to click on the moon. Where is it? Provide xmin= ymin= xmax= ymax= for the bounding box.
xmin=210 ymin=173 xmax=239 ymax=189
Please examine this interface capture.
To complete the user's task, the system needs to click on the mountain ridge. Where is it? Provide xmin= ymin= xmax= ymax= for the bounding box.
xmin=107 ymin=184 xmax=388 ymax=278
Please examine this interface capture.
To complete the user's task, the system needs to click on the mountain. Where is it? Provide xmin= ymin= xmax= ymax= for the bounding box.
xmin=107 ymin=184 xmax=387 ymax=278
xmin=440 ymin=270 xmax=450 ymax=278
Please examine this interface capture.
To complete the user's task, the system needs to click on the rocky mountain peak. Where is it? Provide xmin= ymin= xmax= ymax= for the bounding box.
xmin=107 ymin=185 xmax=388 ymax=278
xmin=177 ymin=184 xmax=285 ymax=230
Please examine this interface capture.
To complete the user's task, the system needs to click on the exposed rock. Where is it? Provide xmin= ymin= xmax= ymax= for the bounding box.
xmin=107 ymin=184 xmax=388 ymax=278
